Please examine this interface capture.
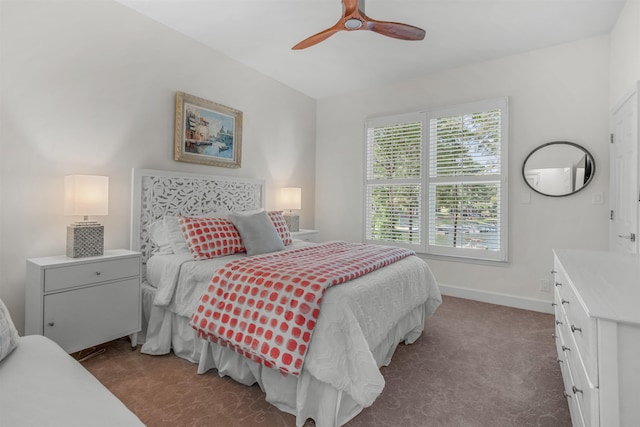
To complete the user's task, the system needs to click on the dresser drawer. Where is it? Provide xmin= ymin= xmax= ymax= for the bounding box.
xmin=554 ymin=269 xmax=597 ymax=384
xmin=565 ymin=344 xmax=598 ymax=427
xmin=555 ymin=322 xmax=586 ymax=427
xmin=44 ymin=257 xmax=140 ymax=292
xmin=556 ymin=319 xmax=598 ymax=427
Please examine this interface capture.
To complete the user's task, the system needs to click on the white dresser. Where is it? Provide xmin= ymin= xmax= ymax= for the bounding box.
xmin=26 ymin=249 xmax=141 ymax=353
xmin=553 ymin=249 xmax=640 ymax=427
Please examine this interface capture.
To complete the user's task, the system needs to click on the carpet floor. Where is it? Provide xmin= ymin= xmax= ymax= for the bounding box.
xmin=81 ymin=296 xmax=571 ymax=426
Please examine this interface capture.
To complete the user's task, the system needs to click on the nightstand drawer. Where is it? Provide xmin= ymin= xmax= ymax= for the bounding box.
xmin=44 ymin=257 xmax=140 ymax=292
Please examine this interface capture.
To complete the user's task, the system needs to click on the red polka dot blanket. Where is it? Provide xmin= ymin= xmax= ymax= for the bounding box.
xmin=190 ymin=241 xmax=415 ymax=376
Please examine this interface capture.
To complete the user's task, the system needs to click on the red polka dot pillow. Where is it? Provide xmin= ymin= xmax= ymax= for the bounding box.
xmin=178 ymin=217 xmax=245 ymax=260
xmin=268 ymin=211 xmax=292 ymax=246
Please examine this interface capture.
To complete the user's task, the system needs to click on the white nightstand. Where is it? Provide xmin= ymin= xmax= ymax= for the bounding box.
xmin=25 ymin=249 xmax=141 ymax=353
xmin=291 ymin=229 xmax=319 ymax=242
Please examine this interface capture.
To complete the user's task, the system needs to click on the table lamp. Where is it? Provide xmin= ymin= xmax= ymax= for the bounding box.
xmin=64 ymin=175 xmax=109 ymax=258
xmin=280 ymin=187 xmax=301 ymax=232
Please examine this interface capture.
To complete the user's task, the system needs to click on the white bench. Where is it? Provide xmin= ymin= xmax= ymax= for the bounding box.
xmin=0 ymin=335 xmax=144 ymax=426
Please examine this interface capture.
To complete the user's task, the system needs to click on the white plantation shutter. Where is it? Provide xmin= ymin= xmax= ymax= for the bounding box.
xmin=427 ymin=99 xmax=508 ymax=261
xmin=365 ymin=113 xmax=424 ymax=248
xmin=365 ymin=99 xmax=508 ymax=261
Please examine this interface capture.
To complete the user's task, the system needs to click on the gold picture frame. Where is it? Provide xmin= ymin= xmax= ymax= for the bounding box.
xmin=174 ymin=92 xmax=242 ymax=168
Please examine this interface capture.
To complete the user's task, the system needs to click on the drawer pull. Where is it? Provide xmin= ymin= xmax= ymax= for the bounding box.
xmin=561 ymin=299 xmax=570 ymax=305
xmin=551 ymin=270 xmax=557 ymax=274
xmin=551 ymin=302 xmax=557 ymax=307
xmin=562 ymin=345 xmax=571 ymax=352
xmin=572 ymin=385 xmax=583 ymax=395
xmin=563 ymin=390 xmax=571 ymax=398
xmin=552 ymin=334 xmax=558 ymax=339
xmin=95 ymin=271 xmax=102 ymax=276
xmin=48 ymin=322 xmax=54 ymax=327
xmin=570 ymin=324 xmax=582 ymax=333
xmin=555 ymin=282 xmax=563 ymax=287
xmin=556 ymin=320 xmax=563 ymax=325
xmin=556 ymin=358 xmax=563 ymax=364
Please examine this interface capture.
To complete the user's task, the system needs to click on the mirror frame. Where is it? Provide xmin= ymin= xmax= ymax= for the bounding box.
xmin=522 ymin=141 xmax=595 ymax=197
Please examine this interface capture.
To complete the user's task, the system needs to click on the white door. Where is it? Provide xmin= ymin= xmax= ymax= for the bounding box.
xmin=610 ymin=84 xmax=639 ymax=254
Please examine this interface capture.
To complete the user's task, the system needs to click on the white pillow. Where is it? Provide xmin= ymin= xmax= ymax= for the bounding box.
xmin=228 ymin=209 xmax=285 ymax=256
xmin=0 ymin=298 xmax=19 ymax=362
xmin=164 ymin=216 xmax=190 ymax=254
xmin=148 ymin=220 xmax=173 ymax=254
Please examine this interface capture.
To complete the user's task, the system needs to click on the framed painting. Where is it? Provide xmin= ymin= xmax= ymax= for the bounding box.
xmin=174 ymin=92 xmax=242 ymax=168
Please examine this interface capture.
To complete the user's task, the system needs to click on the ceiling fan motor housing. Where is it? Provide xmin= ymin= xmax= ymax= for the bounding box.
xmin=344 ymin=18 xmax=363 ymax=30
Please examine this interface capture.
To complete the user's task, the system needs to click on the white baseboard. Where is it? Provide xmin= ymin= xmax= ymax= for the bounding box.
xmin=438 ymin=283 xmax=554 ymax=314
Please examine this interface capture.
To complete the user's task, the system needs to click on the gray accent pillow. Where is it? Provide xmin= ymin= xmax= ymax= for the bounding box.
xmin=0 ymin=298 xmax=20 ymax=362
xmin=229 ymin=209 xmax=285 ymax=256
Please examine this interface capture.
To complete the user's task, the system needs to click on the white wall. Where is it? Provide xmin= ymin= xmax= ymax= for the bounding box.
xmin=0 ymin=0 xmax=316 ymax=333
xmin=316 ymin=36 xmax=611 ymax=307
xmin=610 ymin=0 xmax=640 ymax=106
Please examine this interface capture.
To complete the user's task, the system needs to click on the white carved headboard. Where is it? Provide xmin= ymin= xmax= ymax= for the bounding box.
xmin=130 ymin=168 xmax=265 ymax=276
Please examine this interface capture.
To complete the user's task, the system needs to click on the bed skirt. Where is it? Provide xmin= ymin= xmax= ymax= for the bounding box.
xmin=140 ymin=281 xmax=203 ymax=363
xmin=196 ymin=302 xmax=431 ymax=427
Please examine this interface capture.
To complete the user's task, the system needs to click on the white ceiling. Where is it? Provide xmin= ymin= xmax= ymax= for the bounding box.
xmin=116 ymin=0 xmax=625 ymax=99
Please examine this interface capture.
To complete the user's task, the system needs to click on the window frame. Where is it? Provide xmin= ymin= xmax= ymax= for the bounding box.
xmin=364 ymin=98 xmax=509 ymax=262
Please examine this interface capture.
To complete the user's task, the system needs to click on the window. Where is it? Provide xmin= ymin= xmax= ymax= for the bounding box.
xmin=365 ymin=98 xmax=508 ymax=262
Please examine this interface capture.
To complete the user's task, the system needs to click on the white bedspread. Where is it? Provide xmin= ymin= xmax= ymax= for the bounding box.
xmin=304 ymin=255 xmax=440 ymax=406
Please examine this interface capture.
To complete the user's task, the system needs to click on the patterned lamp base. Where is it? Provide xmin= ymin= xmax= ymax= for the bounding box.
xmin=67 ymin=222 xmax=104 ymax=258
xmin=283 ymin=212 xmax=300 ymax=233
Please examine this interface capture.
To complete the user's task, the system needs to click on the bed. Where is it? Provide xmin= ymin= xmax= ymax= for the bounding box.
xmin=130 ymin=168 xmax=441 ymax=427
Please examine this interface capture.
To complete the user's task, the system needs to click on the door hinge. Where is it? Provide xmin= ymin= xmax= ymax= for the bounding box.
xmin=610 ymin=133 xmax=614 ymax=144
xmin=610 ymin=210 xmax=614 ymax=220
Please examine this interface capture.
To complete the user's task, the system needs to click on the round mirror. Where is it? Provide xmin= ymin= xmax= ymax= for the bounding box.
xmin=522 ymin=141 xmax=595 ymax=197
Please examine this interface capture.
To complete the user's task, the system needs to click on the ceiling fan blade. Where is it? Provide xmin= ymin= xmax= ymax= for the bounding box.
xmin=343 ymin=0 xmax=360 ymax=17
xmin=292 ymin=23 xmax=342 ymax=50
xmin=366 ymin=19 xmax=426 ymax=41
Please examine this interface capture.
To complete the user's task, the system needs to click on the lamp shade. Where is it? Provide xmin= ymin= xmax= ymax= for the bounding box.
xmin=280 ymin=187 xmax=301 ymax=210
xmin=64 ymin=175 xmax=109 ymax=216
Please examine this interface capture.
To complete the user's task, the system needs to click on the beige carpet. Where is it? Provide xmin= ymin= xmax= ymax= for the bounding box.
xmin=81 ymin=296 xmax=571 ymax=426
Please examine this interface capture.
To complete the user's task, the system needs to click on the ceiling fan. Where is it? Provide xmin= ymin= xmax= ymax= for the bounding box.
xmin=292 ymin=0 xmax=426 ymax=50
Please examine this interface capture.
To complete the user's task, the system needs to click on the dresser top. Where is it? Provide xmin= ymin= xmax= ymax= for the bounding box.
xmin=554 ymin=249 xmax=640 ymax=325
